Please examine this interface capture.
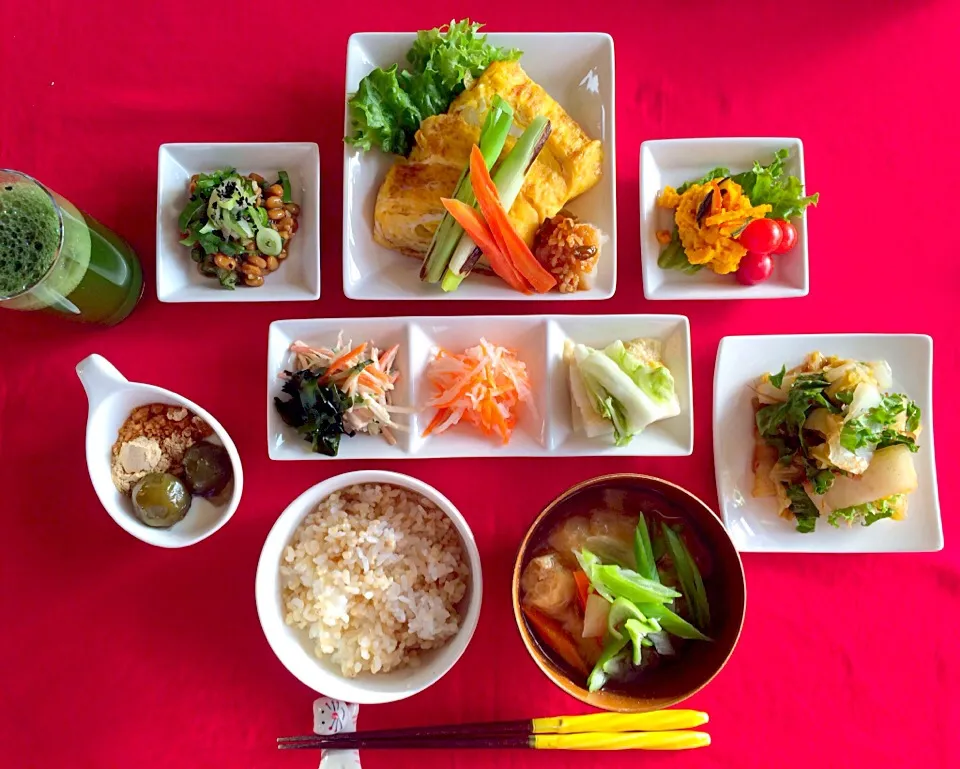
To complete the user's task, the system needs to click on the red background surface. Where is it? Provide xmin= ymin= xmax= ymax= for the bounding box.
xmin=2 ymin=1 xmax=958 ymax=767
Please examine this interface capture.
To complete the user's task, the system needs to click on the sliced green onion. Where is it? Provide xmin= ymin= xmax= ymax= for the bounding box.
xmin=278 ymin=171 xmax=292 ymax=202
xmin=256 ymin=227 xmax=283 ymax=256
xmin=633 ymin=514 xmax=659 ymax=583
xmin=663 ymin=526 xmax=710 ymax=631
xmin=624 ymin=618 xmax=661 ymax=665
xmin=420 ymin=96 xmax=514 ymax=284
xmin=637 ymin=603 xmax=711 ymax=642
xmin=586 ymin=635 xmax=629 ymax=693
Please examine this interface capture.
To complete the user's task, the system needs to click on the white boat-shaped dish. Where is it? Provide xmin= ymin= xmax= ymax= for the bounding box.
xmin=342 ymin=31 xmax=616 ymax=301
xmin=714 ymin=333 xmax=942 ymax=553
xmin=267 ymin=315 xmax=692 ymax=459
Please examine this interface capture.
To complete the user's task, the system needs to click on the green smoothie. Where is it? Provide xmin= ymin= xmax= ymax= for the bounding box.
xmin=0 ymin=171 xmax=143 ymax=325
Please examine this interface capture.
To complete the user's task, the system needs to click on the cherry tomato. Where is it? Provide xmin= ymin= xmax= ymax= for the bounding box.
xmin=773 ymin=220 xmax=798 ymax=254
xmin=738 ymin=218 xmax=783 ymax=255
xmin=737 ymin=252 xmax=774 ymax=285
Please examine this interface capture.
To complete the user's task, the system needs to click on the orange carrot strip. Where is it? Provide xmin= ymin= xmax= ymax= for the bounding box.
xmin=573 ymin=570 xmax=590 ymax=611
xmin=522 ymin=606 xmax=589 ymax=675
xmin=320 ymin=343 xmax=367 ymax=382
xmin=440 ymin=198 xmax=529 ymax=293
xmin=422 ymin=407 xmax=451 ymax=437
xmin=468 ymin=146 xmax=556 ymax=293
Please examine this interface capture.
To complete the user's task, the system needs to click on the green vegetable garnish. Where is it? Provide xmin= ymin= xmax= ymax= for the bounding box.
xmin=346 ymin=20 xmax=521 ymax=156
xmin=637 ymin=603 xmax=711 ymax=641
xmin=676 ymin=167 xmax=730 ymax=196
xmin=624 ymin=618 xmax=661 ymax=665
xmin=657 ymin=228 xmax=702 ymax=274
xmin=730 ymin=148 xmax=819 ymax=220
xmin=576 ymin=549 xmax=681 ymax=606
xmin=840 ymin=394 xmax=920 ymax=453
xmin=786 ymin=484 xmax=819 ymax=533
xmin=278 ymin=171 xmax=292 ymax=203
xmin=586 ymin=636 xmax=630 ymax=693
xmin=274 ymin=369 xmax=351 ymax=456
xmin=768 ymin=365 xmax=787 ymax=390
xmin=633 ymin=514 xmax=659 ymax=583
xmin=256 ymin=227 xmax=283 ymax=257
xmin=662 ymin=526 xmax=710 ymax=631
xmin=827 ymin=494 xmax=903 ymax=528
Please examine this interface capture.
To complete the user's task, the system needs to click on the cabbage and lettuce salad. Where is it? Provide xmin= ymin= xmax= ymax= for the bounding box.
xmin=564 ymin=338 xmax=681 ymax=445
xmin=752 ymin=352 xmax=922 ymax=533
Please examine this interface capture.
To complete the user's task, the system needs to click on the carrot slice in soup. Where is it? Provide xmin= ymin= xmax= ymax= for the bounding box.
xmin=522 ymin=605 xmax=589 ymax=675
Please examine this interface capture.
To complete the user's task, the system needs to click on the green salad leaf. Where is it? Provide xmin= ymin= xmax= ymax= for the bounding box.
xmin=676 ymin=166 xmax=729 ymax=196
xmin=346 ymin=20 xmax=521 ymax=156
xmin=828 ymin=495 xmax=903 ymax=528
xmin=786 ymin=484 xmax=819 ymax=533
xmin=840 ymin=394 xmax=920 ymax=453
xmin=731 ymin=148 xmax=819 ymax=220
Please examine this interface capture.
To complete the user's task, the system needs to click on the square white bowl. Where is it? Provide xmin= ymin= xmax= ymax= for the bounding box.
xmin=267 ymin=315 xmax=691 ymax=459
xmin=640 ymin=138 xmax=810 ymax=301
xmin=714 ymin=334 xmax=942 ymax=553
xmin=157 ymin=143 xmax=320 ymax=302
xmin=343 ymin=32 xmax=616 ymax=301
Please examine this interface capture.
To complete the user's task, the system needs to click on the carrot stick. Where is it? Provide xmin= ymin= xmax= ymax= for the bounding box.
xmin=440 ymin=198 xmax=529 ymax=293
xmin=573 ymin=570 xmax=590 ymax=611
xmin=522 ymin=606 xmax=589 ymax=675
xmin=468 ymin=146 xmax=556 ymax=293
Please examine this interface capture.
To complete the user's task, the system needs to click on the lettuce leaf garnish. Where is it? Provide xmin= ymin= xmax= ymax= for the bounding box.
xmin=346 ymin=20 xmax=520 ymax=155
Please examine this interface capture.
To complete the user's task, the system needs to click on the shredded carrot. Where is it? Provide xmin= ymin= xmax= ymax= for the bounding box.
xmin=468 ymin=145 xmax=556 ymax=293
xmin=320 ymin=343 xmax=367 ymax=382
xmin=573 ymin=570 xmax=591 ymax=611
xmin=522 ymin=606 xmax=589 ymax=675
xmin=440 ymin=197 xmax=529 ymax=293
xmin=421 ymin=338 xmax=533 ymax=444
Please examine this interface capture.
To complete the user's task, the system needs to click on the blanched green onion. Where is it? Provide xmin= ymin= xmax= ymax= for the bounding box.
xmin=420 ymin=96 xmax=514 ymax=284
xmin=663 ymin=526 xmax=710 ymax=631
xmin=633 ymin=513 xmax=659 ymax=583
xmin=278 ymin=171 xmax=292 ymax=203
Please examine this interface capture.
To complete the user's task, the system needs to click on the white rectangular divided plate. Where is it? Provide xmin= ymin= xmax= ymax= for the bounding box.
xmin=714 ymin=334 xmax=942 ymax=553
xmin=267 ymin=315 xmax=692 ymax=459
xmin=640 ymin=137 xmax=809 ymax=301
xmin=342 ymin=32 xmax=616 ymax=301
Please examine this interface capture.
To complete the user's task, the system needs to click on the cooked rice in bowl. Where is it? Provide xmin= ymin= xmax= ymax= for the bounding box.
xmin=280 ymin=483 xmax=469 ymax=677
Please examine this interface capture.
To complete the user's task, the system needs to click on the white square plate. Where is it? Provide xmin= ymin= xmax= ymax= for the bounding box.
xmin=157 ymin=143 xmax=320 ymax=302
xmin=342 ymin=32 xmax=616 ymax=301
xmin=714 ymin=334 xmax=942 ymax=553
xmin=640 ymin=138 xmax=810 ymax=301
xmin=267 ymin=315 xmax=691 ymax=459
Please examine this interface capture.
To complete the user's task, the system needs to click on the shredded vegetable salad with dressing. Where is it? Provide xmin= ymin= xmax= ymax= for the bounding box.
xmin=274 ymin=335 xmax=408 ymax=456
xmin=423 ymin=338 xmax=535 ymax=444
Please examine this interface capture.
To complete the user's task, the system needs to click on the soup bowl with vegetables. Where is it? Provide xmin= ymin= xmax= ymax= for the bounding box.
xmin=512 ymin=474 xmax=746 ymax=711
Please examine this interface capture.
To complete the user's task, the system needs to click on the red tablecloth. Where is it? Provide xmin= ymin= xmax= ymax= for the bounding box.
xmin=2 ymin=2 xmax=958 ymax=767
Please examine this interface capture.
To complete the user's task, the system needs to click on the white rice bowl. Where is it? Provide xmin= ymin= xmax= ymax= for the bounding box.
xmin=280 ymin=483 xmax=469 ymax=677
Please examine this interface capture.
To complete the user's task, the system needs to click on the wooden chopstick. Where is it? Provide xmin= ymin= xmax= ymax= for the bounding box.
xmin=277 ymin=709 xmax=708 ymax=745
xmin=277 ymin=710 xmax=711 ymax=752
xmin=278 ymin=730 xmax=710 ymax=751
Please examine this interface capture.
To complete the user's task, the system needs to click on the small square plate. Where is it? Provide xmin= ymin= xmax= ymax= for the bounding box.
xmin=343 ymin=32 xmax=616 ymax=301
xmin=714 ymin=334 xmax=942 ymax=553
xmin=157 ymin=143 xmax=320 ymax=302
xmin=640 ymin=138 xmax=810 ymax=301
xmin=267 ymin=315 xmax=690 ymax=459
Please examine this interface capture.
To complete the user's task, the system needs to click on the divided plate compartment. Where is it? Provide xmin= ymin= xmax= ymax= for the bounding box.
xmin=267 ymin=315 xmax=692 ymax=460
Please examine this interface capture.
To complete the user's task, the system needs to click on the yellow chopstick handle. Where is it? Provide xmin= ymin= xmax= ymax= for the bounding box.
xmin=532 ymin=710 xmax=709 ymax=734
xmin=533 ymin=731 xmax=710 ymax=751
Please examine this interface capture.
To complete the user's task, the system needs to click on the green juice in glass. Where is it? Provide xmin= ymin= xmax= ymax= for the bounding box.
xmin=0 ymin=170 xmax=143 ymax=325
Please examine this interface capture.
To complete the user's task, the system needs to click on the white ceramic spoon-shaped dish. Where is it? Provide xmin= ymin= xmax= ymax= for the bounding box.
xmin=76 ymin=354 xmax=243 ymax=547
